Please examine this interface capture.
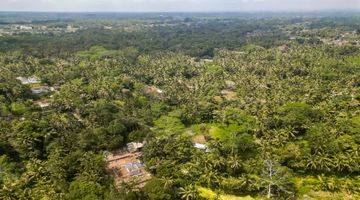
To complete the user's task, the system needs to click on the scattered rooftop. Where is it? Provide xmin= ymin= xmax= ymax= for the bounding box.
xmin=34 ymin=100 xmax=50 ymax=108
xmin=145 ymin=86 xmax=164 ymax=95
xmin=220 ymin=90 xmax=237 ymax=101
xmin=225 ymin=80 xmax=236 ymax=90
xmin=127 ymin=142 xmax=145 ymax=153
xmin=194 ymin=142 xmax=210 ymax=152
xmin=31 ymin=86 xmax=50 ymax=94
xmin=16 ymin=76 xmax=40 ymax=85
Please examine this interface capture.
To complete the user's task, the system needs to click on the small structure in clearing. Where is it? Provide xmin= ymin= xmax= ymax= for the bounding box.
xmin=16 ymin=76 xmax=53 ymax=95
xmin=105 ymin=142 xmax=151 ymax=187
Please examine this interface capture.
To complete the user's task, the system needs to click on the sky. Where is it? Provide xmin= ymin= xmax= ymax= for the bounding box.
xmin=0 ymin=0 xmax=359 ymax=12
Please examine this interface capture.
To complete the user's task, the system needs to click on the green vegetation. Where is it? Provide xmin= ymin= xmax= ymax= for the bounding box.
xmin=0 ymin=13 xmax=359 ymax=199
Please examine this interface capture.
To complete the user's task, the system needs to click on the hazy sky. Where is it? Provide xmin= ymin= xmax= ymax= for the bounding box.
xmin=1 ymin=0 xmax=359 ymax=12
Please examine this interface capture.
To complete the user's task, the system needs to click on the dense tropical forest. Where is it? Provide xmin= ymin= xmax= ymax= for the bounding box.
xmin=0 ymin=12 xmax=359 ymax=200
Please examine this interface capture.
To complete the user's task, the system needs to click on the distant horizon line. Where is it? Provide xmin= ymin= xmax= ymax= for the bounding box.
xmin=0 ymin=9 xmax=359 ymax=14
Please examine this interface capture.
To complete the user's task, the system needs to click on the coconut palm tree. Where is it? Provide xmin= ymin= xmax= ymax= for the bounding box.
xmin=160 ymin=176 xmax=174 ymax=189
xmin=227 ymin=155 xmax=242 ymax=175
xmin=179 ymin=184 xmax=198 ymax=200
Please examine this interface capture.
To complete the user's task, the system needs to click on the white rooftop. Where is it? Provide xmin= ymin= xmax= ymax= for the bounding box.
xmin=16 ymin=76 xmax=40 ymax=85
xmin=194 ymin=143 xmax=207 ymax=150
xmin=127 ymin=142 xmax=145 ymax=152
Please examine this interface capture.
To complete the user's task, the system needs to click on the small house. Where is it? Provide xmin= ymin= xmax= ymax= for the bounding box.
xmin=225 ymin=80 xmax=236 ymax=90
xmin=194 ymin=143 xmax=210 ymax=152
xmin=19 ymin=25 xmax=32 ymax=30
xmin=278 ymin=44 xmax=290 ymax=52
xmin=194 ymin=143 xmax=207 ymax=150
xmin=127 ymin=142 xmax=145 ymax=153
xmin=123 ymin=161 xmax=144 ymax=176
xmin=35 ymin=100 xmax=50 ymax=108
xmin=31 ymin=86 xmax=50 ymax=94
xmin=145 ymin=86 xmax=164 ymax=95
xmin=16 ymin=76 xmax=41 ymax=85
